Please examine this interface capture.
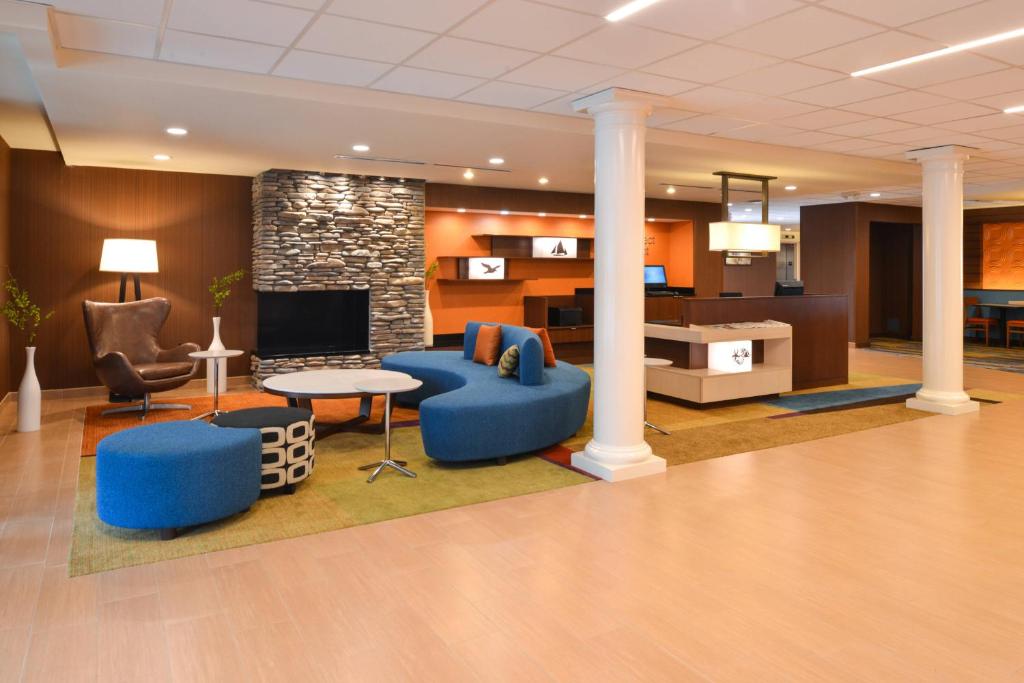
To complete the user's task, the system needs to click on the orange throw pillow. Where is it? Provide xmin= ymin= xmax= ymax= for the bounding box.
xmin=473 ymin=324 xmax=502 ymax=366
xmin=528 ymin=327 xmax=557 ymax=367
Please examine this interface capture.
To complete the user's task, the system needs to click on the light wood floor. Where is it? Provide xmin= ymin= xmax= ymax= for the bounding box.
xmin=3 ymin=349 xmax=1024 ymax=682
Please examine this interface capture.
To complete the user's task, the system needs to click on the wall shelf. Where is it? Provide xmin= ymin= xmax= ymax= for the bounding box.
xmin=437 ymin=278 xmax=532 ymax=283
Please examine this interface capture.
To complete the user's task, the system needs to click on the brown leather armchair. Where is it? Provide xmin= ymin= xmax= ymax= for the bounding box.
xmin=82 ymin=298 xmax=200 ymax=418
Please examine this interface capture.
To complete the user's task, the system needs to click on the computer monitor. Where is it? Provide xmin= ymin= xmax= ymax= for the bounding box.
xmin=775 ymin=280 xmax=804 ymax=296
xmin=644 ymin=265 xmax=668 ymax=289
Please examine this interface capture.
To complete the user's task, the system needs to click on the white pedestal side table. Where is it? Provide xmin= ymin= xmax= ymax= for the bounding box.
xmin=189 ymin=349 xmax=243 ymax=421
xmin=354 ymin=375 xmax=423 ymax=483
xmin=644 ymin=357 xmax=672 ymax=435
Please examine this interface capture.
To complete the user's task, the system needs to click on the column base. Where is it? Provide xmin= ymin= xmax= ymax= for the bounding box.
xmin=571 ymin=440 xmax=666 ymax=482
xmin=906 ymin=392 xmax=979 ymax=416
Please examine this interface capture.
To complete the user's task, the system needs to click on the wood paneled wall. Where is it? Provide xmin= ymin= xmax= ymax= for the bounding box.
xmin=0 ymin=135 xmax=10 ymax=396
xmin=963 ymin=207 xmax=1024 ymax=290
xmin=9 ymin=150 xmax=254 ymax=390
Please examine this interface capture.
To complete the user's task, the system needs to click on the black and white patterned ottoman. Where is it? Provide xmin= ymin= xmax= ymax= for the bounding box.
xmin=212 ymin=407 xmax=315 ymax=494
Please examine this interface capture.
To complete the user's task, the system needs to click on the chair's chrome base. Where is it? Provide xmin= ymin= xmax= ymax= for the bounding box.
xmin=360 ymin=459 xmax=416 ymax=483
xmin=192 ymin=409 xmax=228 ymax=422
xmin=102 ymin=394 xmax=190 ymax=420
xmin=645 ymin=421 xmax=670 ymax=436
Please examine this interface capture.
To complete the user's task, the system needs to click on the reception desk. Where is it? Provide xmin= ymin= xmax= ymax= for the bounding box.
xmin=644 ymin=295 xmax=848 ymax=390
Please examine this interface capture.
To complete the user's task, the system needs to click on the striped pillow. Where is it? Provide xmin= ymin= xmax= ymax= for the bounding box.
xmin=497 ymin=344 xmax=520 ymax=378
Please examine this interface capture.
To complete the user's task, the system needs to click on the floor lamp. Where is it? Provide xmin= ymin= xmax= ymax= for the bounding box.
xmin=99 ymin=239 xmax=159 ymax=302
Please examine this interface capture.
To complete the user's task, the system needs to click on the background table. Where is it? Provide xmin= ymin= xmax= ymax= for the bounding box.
xmin=188 ymin=349 xmax=243 ymax=420
xmin=354 ymin=375 xmax=423 ymax=483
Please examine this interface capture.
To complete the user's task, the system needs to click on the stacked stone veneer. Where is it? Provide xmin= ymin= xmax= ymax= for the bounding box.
xmin=251 ymin=169 xmax=425 ymax=384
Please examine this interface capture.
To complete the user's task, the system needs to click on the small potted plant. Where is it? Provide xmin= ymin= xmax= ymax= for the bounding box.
xmin=206 ymin=268 xmax=246 ymax=393
xmin=1 ymin=276 xmax=53 ymax=432
xmin=424 ymin=259 xmax=439 ymax=347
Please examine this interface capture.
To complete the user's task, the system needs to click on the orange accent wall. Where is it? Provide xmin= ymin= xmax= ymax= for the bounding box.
xmin=982 ymin=222 xmax=1024 ymax=289
xmin=426 ymin=210 xmax=693 ymax=334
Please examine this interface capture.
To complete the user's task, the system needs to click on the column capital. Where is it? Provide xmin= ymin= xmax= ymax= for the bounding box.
xmin=905 ymin=144 xmax=974 ymax=164
xmin=572 ymin=87 xmax=674 ymax=117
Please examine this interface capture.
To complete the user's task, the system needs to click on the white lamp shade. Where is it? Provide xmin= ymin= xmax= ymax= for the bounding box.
xmin=99 ymin=239 xmax=159 ymax=273
xmin=708 ymin=222 xmax=781 ymax=252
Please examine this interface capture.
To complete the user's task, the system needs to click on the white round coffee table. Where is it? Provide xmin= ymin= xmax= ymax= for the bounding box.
xmin=644 ymin=357 xmax=672 ymax=435
xmin=188 ymin=349 xmax=244 ymax=420
xmin=262 ymin=369 xmax=412 ymax=438
xmin=353 ymin=375 xmax=423 ymax=483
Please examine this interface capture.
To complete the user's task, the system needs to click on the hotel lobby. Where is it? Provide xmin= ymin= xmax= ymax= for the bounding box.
xmin=5 ymin=0 xmax=1024 ymax=679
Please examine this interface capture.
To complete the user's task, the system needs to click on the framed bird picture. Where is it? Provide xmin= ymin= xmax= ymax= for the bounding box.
xmin=460 ymin=257 xmax=507 ymax=280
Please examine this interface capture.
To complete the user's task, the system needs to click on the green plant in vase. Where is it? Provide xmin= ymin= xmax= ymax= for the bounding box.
xmin=424 ymin=260 xmax=438 ymax=347
xmin=1 ymin=275 xmax=53 ymax=432
xmin=206 ymin=268 xmax=246 ymax=392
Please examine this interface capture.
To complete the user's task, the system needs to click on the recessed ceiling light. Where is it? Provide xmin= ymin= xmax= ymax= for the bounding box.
xmin=489 ymin=157 xmax=504 ymax=165
xmin=666 ymin=186 xmax=676 ymax=195
xmin=784 ymin=185 xmax=797 ymax=191
xmin=463 ymin=169 xmax=475 ymax=180
xmin=578 ymin=214 xmax=587 ymax=219
xmin=352 ymin=144 xmax=370 ymax=152
xmin=1006 ymin=105 xmax=1024 ymax=114
xmin=852 ymin=26 xmax=1024 ymax=77
xmin=538 ymin=177 xmax=549 ymax=185
xmin=870 ymin=192 xmax=882 ymax=198
xmin=500 ymin=209 xmax=510 ymax=215
xmin=606 ymin=0 xmax=663 ymax=22
xmin=165 ymin=127 xmax=187 ymax=136
xmin=153 ymin=154 xmax=171 ymax=161
xmin=538 ymin=212 xmax=547 ymax=217
xmin=457 ymin=208 xmax=467 ymax=213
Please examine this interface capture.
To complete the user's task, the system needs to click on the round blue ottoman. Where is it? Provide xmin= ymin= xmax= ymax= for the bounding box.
xmin=96 ymin=420 xmax=262 ymax=540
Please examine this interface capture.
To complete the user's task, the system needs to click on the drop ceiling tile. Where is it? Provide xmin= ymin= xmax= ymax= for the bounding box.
xmin=823 ymin=118 xmax=917 ymax=136
xmin=719 ymin=7 xmax=883 ymax=60
xmin=530 ymin=92 xmax=590 ymax=116
xmin=674 ymin=86 xmax=765 ymax=114
xmin=890 ymin=102 xmax=999 ymax=125
xmin=406 ymin=38 xmax=537 ymax=79
xmin=902 ymin=0 xmax=1024 ymax=43
xmin=813 ymin=137 xmax=887 ymax=153
xmin=941 ymin=113 xmax=1024 ymax=132
xmin=867 ymin=126 xmax=952 ymax=144
xmin=643 ymin=44 xmax=779 ymax=84
xmin=459 ymin=81 xmax=567 ymax=109
xmin=648 ymin=108 xmax=701 ymax=127
xmin=867 ymin=53 xmax=1005 ymax=89
xmin=798 ymin=31 xmax=941 ymax=74
xmin=451 ymin=0 xmax=603 ymax=52
xmin=819 ymin=0 xmax=982 ymax=27
xmin=662 ymin=115 xmax=757 ymax=135
xmin=160 ymin=30 xmax=284 ymax=73
xmin=852 ymin=143 xmax=916 ymax=157
xmin=50 ymin=0 xmax=165 ymax=26
xmin=923 ymin=69 xmax=1024 ymax=100
xmin=976 ymin=92 xmax=1024 ymax=110
xmin=779 ymin=108 xmax=870 ymax=130
xmin=273 ymin=49 xmax=391 ymax=86
xmin=973 ymin=40 xmax=1024 ymax=66
xmin=785 ymin=78 xmax=904 ymax=107
xmin=719 ymin=98 xmax=821 ymax=122
xmin=554 ymin=24 xmax=698 ymax=69
xmin=372 ymin=66 xmax=484 ymax=98
xmin=720 ymin=124 xmax=804 ymax=142
xmin=904 ymin=132 xmax=992 ymax=148
xmin=502 ymin=56 xmax=622 ymax=92
xmin=267 ymin=0 xmax=325 ymax=9
xmin=718 ymin=62 xmax=843 ymax=96
xmin=168 ymin=0 xmax=314 ymax=47
xmin=298 ymin=15 xmax=436 ymax=63
xmin=326 ymin=0 xmax=489 ymax=32
xmin=625 ymin=0 xmax=801 ymax=40
xmin=972 ymin=123 xmax=1024 ymax=140
xmin=592 ymin=72 xmax=701 ymax=97
xmin=54 ymin=13 xmax=156 ymax=58
xmin=842 ymin=90 xmax=954 ymax=116
xmin=775 ymin=130 xmax=848 ymax=147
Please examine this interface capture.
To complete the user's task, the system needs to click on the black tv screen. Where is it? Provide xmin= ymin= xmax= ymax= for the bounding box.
xmin=775 ymin=280 xmax=804 ymax=296
xmin=257 ymin=290 xmax=370 ymax=358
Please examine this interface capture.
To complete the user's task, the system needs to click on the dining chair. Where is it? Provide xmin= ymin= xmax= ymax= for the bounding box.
xmin=1008 ymin=319 xmax=1024 ymax=349
xmin=964 ymin=296 xmax=998 ymax=346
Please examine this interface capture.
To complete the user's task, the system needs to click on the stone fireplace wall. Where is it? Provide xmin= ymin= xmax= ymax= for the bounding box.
xmin=251 ymin=169 xmax=425 ymax=383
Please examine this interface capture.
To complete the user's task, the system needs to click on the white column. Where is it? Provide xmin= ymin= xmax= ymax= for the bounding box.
xmin=571 ymin=89 xmax=667 ymax=481
xmin=905 ymin=145 xmax=979 ymax=416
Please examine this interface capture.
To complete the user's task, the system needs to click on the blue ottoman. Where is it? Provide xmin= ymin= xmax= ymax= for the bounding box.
xmin=96 ymin=421 xmax=262 ymax=540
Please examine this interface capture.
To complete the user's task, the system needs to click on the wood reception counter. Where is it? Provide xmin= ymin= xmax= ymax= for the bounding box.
xmin=644 ymin=295 xmax=848 ymax=390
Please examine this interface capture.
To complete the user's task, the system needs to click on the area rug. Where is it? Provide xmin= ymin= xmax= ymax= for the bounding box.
xmin=69 ymin=425 xmax=592 ymax=576
xmin=870 ymin=337 xmax=1024 ymax=374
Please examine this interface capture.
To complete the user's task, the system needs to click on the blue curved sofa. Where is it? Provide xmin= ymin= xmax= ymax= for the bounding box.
xmin=382 ymin=322 xmax=590 ymax=463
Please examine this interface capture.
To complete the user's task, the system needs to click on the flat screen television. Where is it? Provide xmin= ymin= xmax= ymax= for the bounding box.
xmin=257 ymin=290 xmax=370 ymax=358
xmin=775 ymin=280 xmax=804 ymax=296
xmin=644 ymin=265 xmax=668 ymax=289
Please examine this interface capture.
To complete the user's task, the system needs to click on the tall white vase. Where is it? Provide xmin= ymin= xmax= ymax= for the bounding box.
xmin=17 ymin=346 xmax=41 ymax=433
xmin=207 ymin=316 xmax=227 ymax=394
xmin=423 ymin=290 xmax=434 ymax=348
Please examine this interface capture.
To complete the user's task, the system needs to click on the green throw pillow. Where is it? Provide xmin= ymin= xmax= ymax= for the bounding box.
xmin=498 ymin=344 xmax=520 ymax=378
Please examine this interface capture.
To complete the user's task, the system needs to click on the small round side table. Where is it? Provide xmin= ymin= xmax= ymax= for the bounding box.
xmin=189 ymin=349 xmax=244 ymax=421
xmin=353 ymin=375 xmax=423 ymax=483
xmin=644 ymin=357 xmax=672 ymax=435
